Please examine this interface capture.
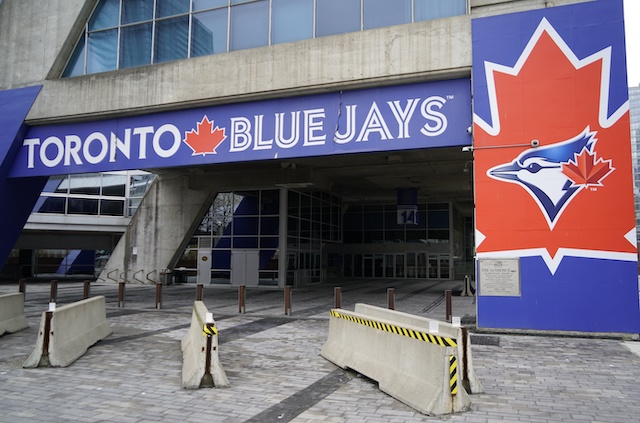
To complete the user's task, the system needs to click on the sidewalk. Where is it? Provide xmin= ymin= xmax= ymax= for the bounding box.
xmin=1 ymin=279 xmax=639 ymax=422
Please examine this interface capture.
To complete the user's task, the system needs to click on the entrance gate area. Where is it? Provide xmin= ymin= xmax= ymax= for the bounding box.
xmin=342 ymin=253 xmax=451 ymax=279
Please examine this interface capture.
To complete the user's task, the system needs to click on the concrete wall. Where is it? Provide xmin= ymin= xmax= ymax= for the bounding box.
xmin=1 ymin=0 xmax=588 ymax=124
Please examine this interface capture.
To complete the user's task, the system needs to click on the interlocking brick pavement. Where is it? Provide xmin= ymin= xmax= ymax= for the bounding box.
xmin=1 ymin=279 xmax=639 ymax=422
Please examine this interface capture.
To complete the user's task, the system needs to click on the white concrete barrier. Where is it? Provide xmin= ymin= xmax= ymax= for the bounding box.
xmin=321 ymin=304 xmax=480 ymax=416
xmin=353 ymin=303 xmax=483 ymax=395
xmin=0 ymin=293 xmax=29 ymax=336
xmin=181 ymin=301 xmax=229 ymax=389
xmin=23 ymin=296 xmax=112 ymax=368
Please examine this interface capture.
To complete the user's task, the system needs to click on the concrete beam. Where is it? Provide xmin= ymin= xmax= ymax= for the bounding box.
xmin=98 ymin=174 xmax=216 ymax=284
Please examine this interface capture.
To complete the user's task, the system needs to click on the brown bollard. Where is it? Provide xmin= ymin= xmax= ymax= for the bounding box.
xmin=334 ymin=287 xmax=342 ymax=309
xmin=155 ymin=282 xmax=163 ymax=309
xmin=83 ymin=280 xmax=91 ymax=299
xmin=445 ymin=289 xmax=452 ymax=323
xmin=284 ymin=286 xmax=292 ymax=316
xmin=19 ymin=278 xmax=26 ymax=295
xmin=387 ymin=288 xmax=395 ymax=310
xmin=196 ymin=283 xmax=204 ymax=301
xmin=118 ymin=281 xmax=125 ymax=308
xmin=50 ymin=280 xmax=58 ymax=303
xmin=239 ymin=285 xmax=246 ymax=314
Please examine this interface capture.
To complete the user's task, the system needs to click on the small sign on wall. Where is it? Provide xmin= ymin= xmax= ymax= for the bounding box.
xmin=397 ymin=206 xmax=418 ymax=225
xmin=478 ymin=258 xmax=520 ymax=297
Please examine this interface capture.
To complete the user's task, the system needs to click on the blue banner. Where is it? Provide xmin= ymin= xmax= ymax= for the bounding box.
xmin=10 ymin=79 xmax=471 ymax=177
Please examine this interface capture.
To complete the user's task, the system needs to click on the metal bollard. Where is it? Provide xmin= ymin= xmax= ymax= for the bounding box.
xmin=19 ymin=278 xmax=26 ymax=295
xmin=118 ymin=281 xmax=125 ymax=308
xmin=387 ymin=288 xmax=395 ymax=310
xmin=50 ymin=280 xmax=58 ymax=303
xmin=83 ymin=280 xmax=91 ymax=299
xmin=334 ymin=287 xmax=342 ymax=309
xmin=239 ymin=285 xmax=246 ymax=314
xmin=445 ymin=289 xmax=452 ymax=323
xmin=196 ymin=283 xmax=204 ymax=301
xmin=284 ymin=286 xmax=292 ymax=316
xmin=155 ymin=282 xmax=163 ymax=309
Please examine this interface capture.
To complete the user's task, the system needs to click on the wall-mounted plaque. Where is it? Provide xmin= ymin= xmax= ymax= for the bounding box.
xmin=478 ymin=258 xmax=520 ymax=297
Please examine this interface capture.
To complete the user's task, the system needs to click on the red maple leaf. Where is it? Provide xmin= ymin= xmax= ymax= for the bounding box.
xmin=562 ymin=149 xmax=614 ymax=187
xmin=184 ymin=116 xmax=227 ymax=156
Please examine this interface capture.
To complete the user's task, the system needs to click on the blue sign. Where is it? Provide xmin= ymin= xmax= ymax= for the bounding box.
xmin=10 ymin=79 xmax=471 ymax=177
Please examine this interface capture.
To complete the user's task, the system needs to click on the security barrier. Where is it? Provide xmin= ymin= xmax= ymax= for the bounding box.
xmin=0 ymin=293 xmax=29 ymax=336
xmin=181 ymin=301 xmax=229 ymax=389
xmin=23 ymin=296 xmax=112 ymax=368
xmin=321 ymin=303 xmax=481 ymax=415
xmin=353 ymin=304 xmax=483 ymax=395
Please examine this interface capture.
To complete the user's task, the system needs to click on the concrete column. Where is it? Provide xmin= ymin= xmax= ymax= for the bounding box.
xmin=99 ymin=174 xmax=216 ymax=284
xmin=278 ymin=187 xmax=288 ymax=288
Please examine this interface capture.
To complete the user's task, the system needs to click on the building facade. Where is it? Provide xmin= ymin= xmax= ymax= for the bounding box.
xmin=1 ymin=0 xmax=638 ymax=334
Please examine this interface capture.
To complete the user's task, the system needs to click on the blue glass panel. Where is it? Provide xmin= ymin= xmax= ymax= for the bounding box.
xmin=120 ymin=23 xmax=152 ymax=68
xmin=233 ymin=237 xmax=258 ymax=248
xmin=272 ymin=0 xmax=313 ymax=44
xmin=157 ymin=0 xmax=190 ymax=18
xmin=316 ymin=0 xmax=360 ymax=37
xmin=122 ymin=0 xmax=154 ymax=24
xmin=233 ymin=216 xmax=259 ymax=235
xmin=230 ymin=1 xmax=268 ymax=51
xmin=193 ymin=0 xmax=228 ymax=11
xmin=415 ymin=0 xmax=466 ymax=22
xmin=87 ymin=29 xmax=118 ymax=73
xmin=191 ymin=9 xmax=228 ymax=56
xmin=363 ymin=0 xmax=411 ymax=30
xmin=155 ymin=16 xmax=189 ymax=62
xmin=88 ymin=0 xmax=120 ymax=30
xmin=63 ymin=36 xmax=86 ymax=77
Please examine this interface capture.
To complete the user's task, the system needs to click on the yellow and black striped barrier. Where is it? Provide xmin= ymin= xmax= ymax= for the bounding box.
xmin=330 ymin=309 xmax=457 ymax=348
xmin=202 ymin=323 xmax=218 ymax=336
xmin=449 ymin=355 xmax=458 ymax=395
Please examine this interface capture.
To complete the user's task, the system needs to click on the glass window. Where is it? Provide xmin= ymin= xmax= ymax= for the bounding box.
xmin=155 ymin=16 xmax=189 ymax=63
xmin=316 ymin=0 xmax=360 ymax=37
xmin=192 ymin=9 xmax=228 ymax=57
xmin=33 ymin=197 xmax=66 ymax=214
xmin=102 ymin=174 xmax=127 ymax=196
xmin=88 ymin=0 xmax=120 ymax=30
xmin=63 ymin=36 xmax=86 ymax=77
xmin=68 ymin=174 xmax=102 ymax=195
xmin=415 ymin=0 xmax=466 ymax=22
xmin=193 ymin=0 xmax=228 ymax=11
xmin=122 ymin=0 xmax=154 ymax=24
xmin=230 ymin=1 xmax=269 ymax=51
xmin=157 ymin=0 xmax=190 ymax=18
xmin=87 ymin=29 xmax=118 ymax=74
xmin=68 ymin=198 xmax=99 ymax=215
xmin=121 ymin=23 xmax=153 ymax=68
xmin=100 ymin=199 xmax=125 ymax=216
xmin=363 ymin=0 xmax=411 ymax=30
xmin=42 ymin=176 xmax=68 ymax=194
xmin=272 ymin=0 xmax=313 ymax=44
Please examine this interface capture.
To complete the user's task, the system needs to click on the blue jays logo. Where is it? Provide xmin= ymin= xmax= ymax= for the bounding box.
xmin=487 ymin=127 xmax=614 ymax=229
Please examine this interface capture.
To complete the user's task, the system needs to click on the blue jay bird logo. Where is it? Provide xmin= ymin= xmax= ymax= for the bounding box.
xmin=487 ymin=127 xmax=609 ymax=229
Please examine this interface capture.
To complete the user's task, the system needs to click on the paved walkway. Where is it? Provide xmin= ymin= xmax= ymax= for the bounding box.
xmin=1 ymin=279 xmax=639 ymax=422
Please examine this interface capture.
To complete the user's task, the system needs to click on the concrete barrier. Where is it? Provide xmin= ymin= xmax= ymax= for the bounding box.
xmin=23 ymin=296 xmax=112 ymax=368
xmin=181 ymin=301 xmax=229 ymax=389
xmin=321 ymin=303 xmax=481 ymax=416
xmin=353 ymin=303 xmax=483 ymax=395
xmin=0 ymin=293 xmax=29 ymax=336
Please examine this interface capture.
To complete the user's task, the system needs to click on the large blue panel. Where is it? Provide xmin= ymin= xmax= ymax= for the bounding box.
xmin=10 ymin=79 xmax=472 ymax=177
xmin=0 ymin=86 xmax=47 ymax=272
